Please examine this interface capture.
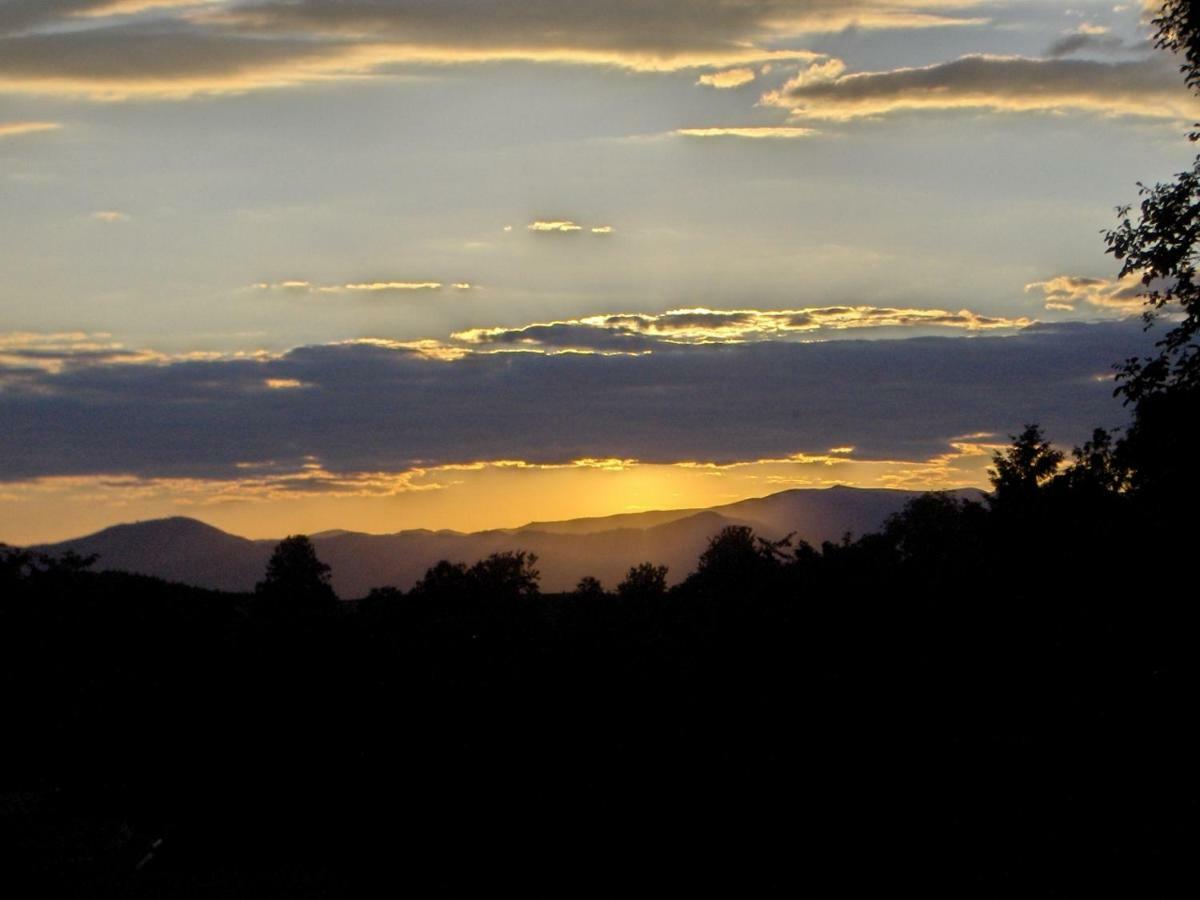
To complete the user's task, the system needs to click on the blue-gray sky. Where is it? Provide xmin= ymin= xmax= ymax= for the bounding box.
xmin=0 ymin=1 xmax=1194 ymax=540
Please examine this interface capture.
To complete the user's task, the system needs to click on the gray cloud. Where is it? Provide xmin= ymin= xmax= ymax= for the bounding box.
xmin=0 ymin=1 xmax=110 ymax=33
xmin=213 ymin=1 xmax=986 ymax=48
xmin=769 ymin=53 xmax=1196 ymax=120
xmin=1046 ymin=31 xmax=1137 ymax=59
xmin=0 ymin=321 xmax=1149 ymax=480
xmin=0 ymin=1 xmax=986 ymax=98
xmin=0 ymin=25 xmax=353 ymax=96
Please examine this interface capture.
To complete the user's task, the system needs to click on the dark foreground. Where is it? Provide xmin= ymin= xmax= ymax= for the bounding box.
xmin=2 ymin=423 xmax=1197 ymax=896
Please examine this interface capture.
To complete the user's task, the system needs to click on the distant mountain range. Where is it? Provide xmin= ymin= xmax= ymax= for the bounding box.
xmin=32 ymin=486 xmax=985 ymax=596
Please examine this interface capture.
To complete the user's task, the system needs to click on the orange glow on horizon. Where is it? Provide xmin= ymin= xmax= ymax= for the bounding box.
xmin=0 ymin=442 xmax=1000 ymax=545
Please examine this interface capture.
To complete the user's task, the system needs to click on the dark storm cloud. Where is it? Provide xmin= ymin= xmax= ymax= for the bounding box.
xmin=0 ymin=321 xmax=1150 ymax=481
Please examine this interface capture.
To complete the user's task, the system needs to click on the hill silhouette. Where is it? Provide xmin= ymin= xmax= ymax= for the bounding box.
xmin=34 ymin=485 xmax=982 ymax=595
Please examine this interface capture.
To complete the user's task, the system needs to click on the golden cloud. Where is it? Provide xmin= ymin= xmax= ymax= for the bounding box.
xmin=73 ymin=0 xmax=222 ymax=17
xmin=0 ymin=330 xmax=277 ymax=376
xmin=254 ymin=279 xmax=461 ymax=295
xmin=697 ymin=67 xmax=757 ymax=89
xmin=341 ymin=281 xmax=443 ymax=292
xmin=0 ymin=330 xmax=156 ymax=374
xmin=453 ymin=305 xmax=1032 ymax=349
xmin=330 ymin=338 xmax=470 ymax=362
xmin=528 ymin=220 xmax=583 ymax=233
xmin=0 ymin=120 xmax=61 ymax=138
xmin=1025 ymin=274 xmax=1146 ymax=312
xmin=675 ymin=126 xmax=817 ymax=138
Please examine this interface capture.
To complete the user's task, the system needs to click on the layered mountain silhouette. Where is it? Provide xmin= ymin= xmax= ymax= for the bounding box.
xmin=32 ymin=486 xmax=984 ymax=596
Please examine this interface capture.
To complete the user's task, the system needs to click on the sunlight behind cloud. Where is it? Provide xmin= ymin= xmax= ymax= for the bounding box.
xmin=0 ymin=440 xmax=1000 ymax=545
xmin=675 ymin=126 xmax=818 ymax=138
xmin=528 ymin=221 xmax=583 ymax=233
xmin=452 ymin=306 xmax=1033 ymax=349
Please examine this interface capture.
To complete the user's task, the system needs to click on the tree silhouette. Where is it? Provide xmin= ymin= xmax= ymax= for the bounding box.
xmin=468 ymin=551 xmax=540 ymax=602
xmin=574 ymin=576 xmax=606 ymax=599
xmin=410 ymin=559 xmax=470 ymax=600
xmin=1097 ymin=2 xmax=1200 ymax=517
xmin=1104 ymin=1 xmax=1200 ymax=402
xmin=1115 ymin=386 xmax=1198 ymax=508
xmin=255 ymin=534 xmax=338 ymax=614
xmin=1060 ymin=427 xmax=1127 ymax=495
xmin=689 ymin=525 xmax=786 ymax=592
xmin=617 ymin=562 xmax=668 ymax=601
xmin=988 ymin=424 xmax=1063 ymax=509
xmin=882 ymin=491 xmax=984 ymax=571
xmin=1152 ymin=0 xmax=1200 ymax=98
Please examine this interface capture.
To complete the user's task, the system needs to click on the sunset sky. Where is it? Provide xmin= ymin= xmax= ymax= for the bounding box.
xmin=1 ymin=0 xmax=1195 ymax=542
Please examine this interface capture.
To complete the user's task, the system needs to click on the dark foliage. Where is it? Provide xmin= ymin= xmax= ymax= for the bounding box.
xmin=254 ymin=534 xmax=338 ymax=617
xmin=1153 ymin=0 xmax=1200 ymax=98
xmin=2 ymin=419 xmax=1196 ymax=896
xmin=1104 ymin=2 xmax=1200 ymax=400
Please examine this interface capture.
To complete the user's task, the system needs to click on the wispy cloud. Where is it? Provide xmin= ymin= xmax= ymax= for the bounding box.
xmin=675 ymin=126 xmax=817 ymax=138
xmin=73 ymin=0 xmax=221 ymax=17
xmin=342 ymin=281 xmax=443 ymax=293
xmin=0 ymin=329 xmax=263 ymax=375
xmin=0 ymin=121 xmax=61 ymax=138
xmin=1025 ymin=274 xmax=1147 ymax=312
xmin=527 ymin=220 xmax=583 ymax=233
xmin=91 ymin=210 xmax=129 ymax=223
xmin=697 ymin=67 xmax=757 ymax=89
xmin=527 ymin=219 xmax=620 ymax=235
xmin=0 ymin=2 xmax=991 ymax=100
xmin=764 ymin=54 xmax=1197 ymax=121
xmin=0 ymin=330 xmax=150 ymax=374
xmin=1045 ymin=23 xmax=1138 ymax=58
xmin=253 ymin=280 xmax=316 ymax=293
xmin=254 ymin=279 xmax=465 ymax=295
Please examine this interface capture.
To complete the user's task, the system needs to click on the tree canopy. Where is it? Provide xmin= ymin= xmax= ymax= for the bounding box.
xmin=1104 ymin=1 xmax=1200 ymax=401
xmin=255 ymin=534 xmax=338 ymax=613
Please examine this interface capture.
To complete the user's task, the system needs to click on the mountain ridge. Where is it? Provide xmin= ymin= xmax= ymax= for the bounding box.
xmin=29 ymin=486 xmax=985 ymax=595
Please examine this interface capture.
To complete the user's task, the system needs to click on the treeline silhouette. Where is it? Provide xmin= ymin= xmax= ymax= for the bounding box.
xmin=2 ymin=408 xmax=1197 ymax=896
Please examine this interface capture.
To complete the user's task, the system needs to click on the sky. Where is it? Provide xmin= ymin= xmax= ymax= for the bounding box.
xmin=1 ymin=0 xmax=1196 ymax=542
